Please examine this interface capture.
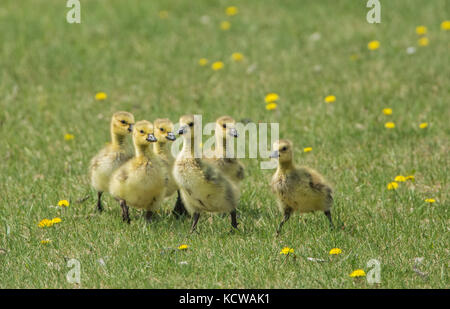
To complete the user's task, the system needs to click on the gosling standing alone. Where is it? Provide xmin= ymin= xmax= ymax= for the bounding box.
xmin=270 ymin=139 xmax=333 ymax=235
xmin=173 ymin=115 xmax=239 ymax=233
xmin=205 ymin=116 xmax=245 ymax=185
xmin=109 ymin=120 xmax=167 ymax=223
xmin=153 ymin=118 xmax=187 ymax=217
xmin=89 ymin=111 xmax=135 ymax=212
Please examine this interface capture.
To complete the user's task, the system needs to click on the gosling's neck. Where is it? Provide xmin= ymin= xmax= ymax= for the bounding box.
xmin=153 ymin=141 xmax=170 ymax=156
xmin=134 ymin=144 xmax=153 ymax=159
xmin=111 ymin=128 xmax=126 ymax=147
xmin=215 ymin=136 xmax=235 ymax=159
xmin=181 ymin=137 xmax=199 ymax=158
xmin=278 ymin=160 xmax=294 ymax=173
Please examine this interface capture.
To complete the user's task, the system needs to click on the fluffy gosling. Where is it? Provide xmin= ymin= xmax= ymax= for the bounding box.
xmin=153 ymin=118 xmax=187 ymax=217
xmin=89 ymin=111 xmax=135 ymax=212
xmin=205 ymin=116 xmax=245 ymax=185
xmin=270 ymin=139 xmax=333 ymax=235
xmin=173 ymin=115 xmax=239 ymax=233
xmin=109 ymin=120 xmax=167 ymax=223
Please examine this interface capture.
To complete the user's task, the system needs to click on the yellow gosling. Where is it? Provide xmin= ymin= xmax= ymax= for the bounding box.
xmin=109 ymin=120 xmax=167 ymax=223
xmin=89 ymin=111 xmax=135 ymax=212
xmin=270 ymin=139 xmax=333 ymax=235
xmin=173 ymin=115 xmax=239 ymax=233
xmin=205 ymin=116 xmax=245 ymax=186
xmin=153 ymin=118 xmax=187 ymax=217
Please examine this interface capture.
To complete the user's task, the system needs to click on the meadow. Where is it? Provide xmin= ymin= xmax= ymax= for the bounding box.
xmin=0 ymin=0 xmax=449 ymax=288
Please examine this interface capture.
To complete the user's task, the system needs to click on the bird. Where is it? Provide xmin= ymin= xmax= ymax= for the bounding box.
xmin=269 ymin=139 xmax=333 ymax=235
xmin=153 ymin=118 xmax=187 ymax=218
xmin=109 ymin=120 xmax=167 ymax=223
xmin=89 ymin=111 xmax=135 ymax=212
xmin=173 ymin=114 xmax=239 ymax=233
xmin=205 ymin=116 xmax=245 ymax=186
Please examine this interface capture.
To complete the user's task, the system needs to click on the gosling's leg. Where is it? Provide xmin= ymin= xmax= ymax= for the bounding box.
xmin=173 ymin=190 xmax=188 ymax=219
xmin=145 ymin=211 xmax=154 ymax=223
xmin=324 ymin=210 xmax=334 ymax=229
xmin=276 ymin=207 xmax=292 ymax=236
xmin=190 ymin=213 xmax=200 ymax=233
xmin=230 ymin=210 xmax=239 ymax=231
xmin=120 ymin=200 xmax=130 ymax=224
xmin=96 ymin=192 xmax=103 ymax=212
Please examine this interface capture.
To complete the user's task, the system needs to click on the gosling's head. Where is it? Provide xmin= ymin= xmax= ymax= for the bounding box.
xmin=133 ymin=120 xmax=157 ymax=147
xmin=270 ymin=139 xmax=294 ymax=164
xmin=154 ymin=118 xmax=176 ymax=143
xmin=178 ymin=114 xmax=195 ymax=140
xmin=216 ymin=116 xmax=238 ymax=139
xmin=111 ymin=111 xmax=135 ymax=136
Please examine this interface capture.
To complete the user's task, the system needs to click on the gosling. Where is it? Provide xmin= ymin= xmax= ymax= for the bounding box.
xmin=109 ymin=120 xmax=167 ymax=223
xmin=173 ymin=115 xmax=239 ymax=233
xmin=153 ymin=118 xmax=187 ymax=217
xmin=205 ymin=116 xmax=245 ymax=185
xmin=270 ymin=139 xmax=333 ymax=235
xmin=89 ymin=111 xmax=135 ymax=212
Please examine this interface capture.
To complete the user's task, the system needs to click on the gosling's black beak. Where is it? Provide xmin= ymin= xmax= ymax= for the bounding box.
xmin=166 ymin=132 xmax=176 ymax=141
xmin=178 ymin=126 xmax=187 ymax=135
xmin=128 ymin=124 xmax=134 ymax=132
xmin=269 ymin=150 xmax=279 ymax=158
xmin=229 ymin=127 xmax=238 ymax=138
xmin=146 ymin=133 xmax=157 ymax=142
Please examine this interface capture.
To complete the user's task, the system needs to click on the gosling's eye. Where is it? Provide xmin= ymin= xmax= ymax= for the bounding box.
xmin=160 ymin=128 xmax=164 ymax=132
xmin=189 ymin=122 xmax=194 ymax=127
xmin=281 ymin=147 xmax=287 ymax=151
xmin=222 ymin=124 xmax=227 ymax=129
xmin=140 ymin=130 xmax=144 ymax=134
xmin=121 ymin=120 xmax=127 ymax=124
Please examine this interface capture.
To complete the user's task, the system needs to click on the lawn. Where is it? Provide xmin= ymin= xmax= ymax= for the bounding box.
xmin=0 ymin=0 xmax=448 ymax=288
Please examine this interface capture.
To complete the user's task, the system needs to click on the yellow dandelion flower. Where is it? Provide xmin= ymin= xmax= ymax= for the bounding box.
xmin=406 ymin=175 xmax=415 ymax=181
xmin=38 ymin=219 xmax=53 ymax=228
xmin=265 ymin=93 xmax=279 ymax=103
xmin=158 ymin=11 xmax=169 ymax=19
xmin=349 ymin=269 xmax=366 ymax=278
xmin=198 ymin=58 xmax=208 ymax=66
xmin=303 ymin=147 xmax=312 ymax=153
xmin=416 ymin=26 xmax=427 ymax=35
xmin=265 ymin=103 xmax=277 ymax=111
xmin=387 ymin=182 xmax=399 ymax=190
xmin=329 ymin=248 xmax=342 ymax=255
xmin=424 ymin=198 xmax=435 ymax=203
xmin=40 ymin=239 xmax=51 ymax=245
xmin=178 ymin=244 xmax=189 ymax=250
xmin=51 ymin=217 xmax=62 ymax=224
xmin=95 ymin=92 xmax=107 ymax=101
xmin=211 ymin=61 xmax=224 ymax=71
xmin=58 ymin=199 xmax=70 ymax=207
xmin=220 ymin=21 xmax=231 ymax=31
xmin=394 ymin=175 xmax=406 ymax=182
xmin=64 ymin=133 xmax=75 ymax=141
xmin=419 ymin=122 xmax=428 ymax=129
xmin=280 ymin=247 xmax=294 ymax=255
xmin=324 ymin=95 xmax=336 ymax=103
xmin=418 ymin=37 xmax=429 ymax=46
xmin=440 ymin=20 xmax=450 ymax=30
xmin=368 ymin=40 xmax=380 ymax=50
xmin=350 ymin=54 xmax=359 ymax=61
xmin=225 ymin=6 xmax=238 ymax=16
xmin=231 ymin=52 xmax=244 ymax=62
xmin=382 ymin=108 xmax=392 ymax=115
xmin=384 ymin=122 xmax=395 ymax=129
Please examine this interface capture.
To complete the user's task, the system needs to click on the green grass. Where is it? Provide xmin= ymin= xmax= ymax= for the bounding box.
xmin=0 ymin=0 xmax=449 ymax=288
